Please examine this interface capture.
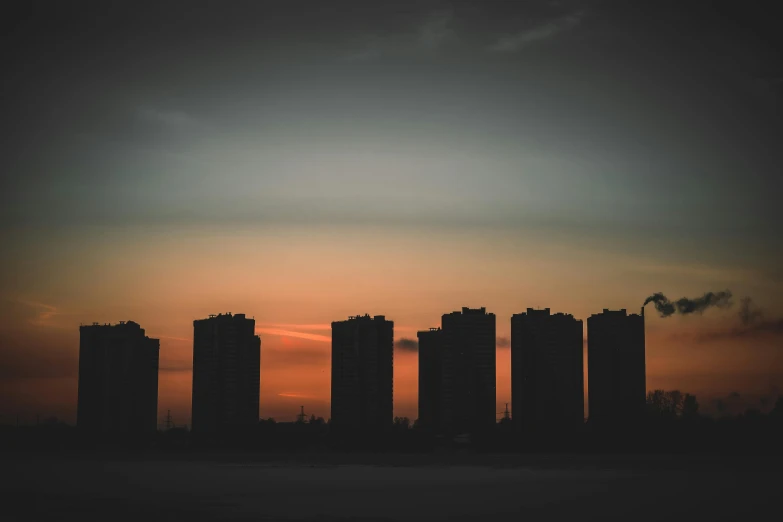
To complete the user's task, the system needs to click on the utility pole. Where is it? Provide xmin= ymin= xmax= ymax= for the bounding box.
xmin=297 ymin=406 xmax=306 ymax=423
xmin=503 ymin=403 xmax=510 ymax=421
xmin=165 ymin=410 xmax=174 ymax=430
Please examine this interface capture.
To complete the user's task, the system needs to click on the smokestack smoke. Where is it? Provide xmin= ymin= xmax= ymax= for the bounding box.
xmin=643 ymin=290 xmax=733 ymax=318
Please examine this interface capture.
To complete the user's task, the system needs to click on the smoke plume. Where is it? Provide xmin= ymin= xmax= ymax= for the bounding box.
xmin=697 ymin=297 xmax=783 ymax=341
xmin=644 ymin=290 xmax=733 ymax=317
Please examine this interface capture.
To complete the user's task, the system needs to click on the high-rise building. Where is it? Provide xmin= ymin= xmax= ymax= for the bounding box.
xmin=511 ymin=308 xmax=584 ymax=434
xmin=417 ymin=327 xmax=443 ymax=433
xmin=587 ymin=308 xmax=646 ymax=426
xmin=77 ymin=321 xmax=160 ymax=437
xmin=441 ymin=307 xmax=496 ymax=435
xmin=191 ymin=313 xmax=261 ymax=434
xmin=331 ymin=314 xmax=394 ymax=433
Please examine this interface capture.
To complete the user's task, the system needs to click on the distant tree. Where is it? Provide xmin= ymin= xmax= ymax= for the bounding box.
xmin=393 ymin=417 xmax=411 ymax=429
xmin=647 ymin=389 xmax=692 ymax=419
xmin=682 ymin=394 xmax=699 ymax=419
xmin=772 ymin=396 xmax=783 ymax=418
xmin=742 ymin=408 xmax=763 ymax=421
xmin=667 ymin=390 xmax=684 ymax=416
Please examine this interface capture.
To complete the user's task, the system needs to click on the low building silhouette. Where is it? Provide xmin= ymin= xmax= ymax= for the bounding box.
xmin=441 ymin=307 xmax=496 ymax=436
xmin=587 ymin=308 xmax=646 ymax=427
xmin=511 ymin=308 xmax=584 ymax=435
xmin=331 ymin=314 xmax=394 ymax=434
xmin=77 ymin=321 xmax=159 ymax=437
xmin=417 ymin=327 xmax=443 ymax=434
xmin=191 ymin=313 xmax=261 ymax=435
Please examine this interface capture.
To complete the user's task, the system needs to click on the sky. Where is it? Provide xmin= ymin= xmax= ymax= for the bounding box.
xmin=1 ymin=0 xmax=781 ymax=426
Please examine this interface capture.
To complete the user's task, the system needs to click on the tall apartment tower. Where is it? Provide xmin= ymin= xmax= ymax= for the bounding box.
xmin=511 ymin=308 xmax=584 ymax=434
xmin=77 ymin=321 xmax=160 ymax=437
xmin=191 ymin=313 xmax=261 ymax=434
xmin=441 ymin=307 xmax=496 ymax=436
xmin=587 ymin=308 xmax=646 ymax=426
xmin=331 ymin=314 xmax=394 ymax=433
xmin=417 ymin=327 xmax=443 ymax=433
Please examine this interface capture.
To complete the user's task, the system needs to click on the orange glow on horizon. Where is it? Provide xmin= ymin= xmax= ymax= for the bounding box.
xmin=1 ymin=228 xmax=780 ymax=426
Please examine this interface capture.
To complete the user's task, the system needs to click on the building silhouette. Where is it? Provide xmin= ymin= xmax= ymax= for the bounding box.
xmin=77 ymin=321 xmax=159 ymax=437
xmin=417 ymin=327 xmax=443 ymax=433
xmin=191 ymin=313 xmax=261 ymax=435
xmin=587 ymin=308 xmax=646 ymax=426
xmin=331 ymin=314 xmax=394 ymax=434
xmin=441 ymin=307 xmax=496 ymax=436
xmin=511 ymin=308 xmax=584 ymax=435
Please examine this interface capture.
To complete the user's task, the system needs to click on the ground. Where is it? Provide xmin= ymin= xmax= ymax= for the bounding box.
xmin=3 ymin=452 xmax=778 ymax=521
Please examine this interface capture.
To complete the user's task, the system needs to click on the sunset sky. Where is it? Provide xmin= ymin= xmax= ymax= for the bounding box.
xmin=1 ymin=1 xmax=781 ymax=426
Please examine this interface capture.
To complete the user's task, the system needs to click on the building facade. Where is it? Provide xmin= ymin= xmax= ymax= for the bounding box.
xmin=331 ymin=314 xmax=394 ymax=433
xmin=587 ymin=308 xmax=646 ymax=426
xmin=441 ymin=307 xmax=496 ymax=436
xmin=417 ymin=327 xmax=443 ymax=433
xmin=77 ymin=321 xmax=160 ymax=437
xmin=511 ymin=308 xmax=584 ymax=434
xmin=191 ymin=313 xmax=261 ymax=434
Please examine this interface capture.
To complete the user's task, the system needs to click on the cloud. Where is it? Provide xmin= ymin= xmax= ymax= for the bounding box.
xmin=1 ymin=299 xmax=75 ymax=330
xmin=395 ymin=338 xmax=418 ymax=351
xmin=342 ymin=45 xmax=383 ymax=62
xmin=276 ymin=392 xmax=323 ymax=401
xmin=255 ymin=328 xmax=331 ymax=343
xmin=698 ymin=319 xmax=783 ymax=342
xmin=341 ymin=9 xmax=455 ymax=61
xmin=0 ymin=340 xmax=78 ymax=380
xmin=496 ymin=336 xmax=510 ymax=348
xmin=136 ymin=107 xmax=204 ymax=129
xmin=258 ymin=323 xmax=331 ymax=332
xmin=264 ymin=346 xmax=330 ymax=369
xmin=489 ymin=9 xmax=585 ymax=52
xmin=417 ymin=10 xmax=456 ymax=50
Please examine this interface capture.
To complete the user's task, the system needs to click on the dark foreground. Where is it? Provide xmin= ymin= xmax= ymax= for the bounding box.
xmin=4 ymin=452 xmax=780 ymax=521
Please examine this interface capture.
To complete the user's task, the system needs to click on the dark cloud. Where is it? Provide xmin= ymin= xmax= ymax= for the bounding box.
xmin=496 ymin=337 xmax=510 ymax=348
xmin=395 ymin=338 xmax=418 ymax=351
xmin=644 ymin=290 xmax=732 ymax=318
